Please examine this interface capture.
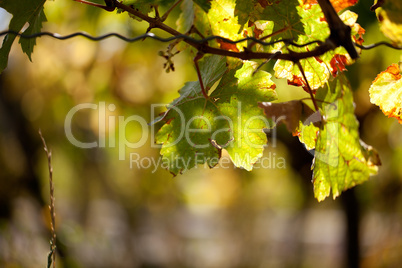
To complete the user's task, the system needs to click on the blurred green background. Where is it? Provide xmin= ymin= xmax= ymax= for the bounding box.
xmin=0 ymin=1 xmax=401 ymax=267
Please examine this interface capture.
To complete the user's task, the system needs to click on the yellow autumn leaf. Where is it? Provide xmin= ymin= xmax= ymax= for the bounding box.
xmin=373 ymin=0 xmax=402 ymax=45
xmin=369 ymin=63 xmax=402 ymax=124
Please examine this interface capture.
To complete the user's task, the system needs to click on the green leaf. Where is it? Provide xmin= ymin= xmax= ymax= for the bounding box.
xmin=252 ymin=0 xmax=304 ymax=42
xmin=192 ymin=3 xmax=213 ymax=37
xmin=271 ymin=2 xmax=340 ymax=90
xmin=123 ymin=0 xmax=176 ymax=6
xmin=214 ymin=60 xmax=277 ymax=169
xmin=245 ymin=0 xmax=363 ymax=90
xmin=234 ymin=0 xmax=255 ymax=28
xmin=172 ymin=55 xmax=228 ymax=107
xmin=156 ymin=56 xmax=277 ymax=175
xmin=175 ymin=2 xmax=213 ymax=53
xmin=247 ymin=0 xmax=328 ymax=88
xmin=176 ymin=0 xmax=194 ymax=34
xmin=121 ymin=0 xmax=176 ymax=18
xmin=193 ymin=0 xmax=211 ymax=13
xmin=0 ymin=0 xmax=47 ymax=73
xmin=121 ymin=0 xmax=153 ymax=17
xmin=312 ymin=74 xmax=380 ymax=201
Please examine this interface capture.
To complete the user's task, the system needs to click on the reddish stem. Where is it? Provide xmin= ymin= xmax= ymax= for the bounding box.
xmin=296 ymin=61 xmax=319 ymax=112
xmin=72 ymin=0 xmax=115 ymax=11
xmin=194 ymin=53 xmax=209 ymax=99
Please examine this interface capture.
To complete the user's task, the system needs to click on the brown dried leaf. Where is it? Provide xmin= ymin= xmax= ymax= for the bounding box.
xmin=258 ymin=100 xmax=317 ymax=134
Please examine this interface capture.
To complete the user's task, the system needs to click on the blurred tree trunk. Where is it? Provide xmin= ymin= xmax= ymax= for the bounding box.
xmin=341 ymin=188 xmax=360 ymax=268
xmin=0 ymin=74 xmax=44 ymax=215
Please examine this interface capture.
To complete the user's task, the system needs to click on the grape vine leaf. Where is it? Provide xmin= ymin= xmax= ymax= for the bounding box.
xmin=234 ymin=0 xmax=254 ymax=28
xmin=122 ymin=0 xmax=153 ymax=16
xmin=369 ymin=63 xmax=402 ymax=124
xmin=176 ymin=0 xmax=213 ymax=52
xmin=177 ymin=0 xmax=194 ymax=33
xmin=258 ymin=75 xmax=379 ymax=201
xmin=372 ymin=0 xmax=402 ymax=45
xmin=245 ymin=0 xmax=364 ymax=90
xmin=193 ymin=0 xmax=212 ymax=13
xmin=297 ymin=119 xmax=320 ymax=150
xmin=175 ymin=0 xmax=212 ymax=37
xmin=123 ymin=0 xmax=209 ymax=15
xmin=275 ymin=6 xmax=363 ymax=90
xmin=207 ymin=0 xmax=246 ymax=51
xmin=121 ymin=0 xmax=176 ymax=19
xmin=311 ymin=74 xmax=380 ymax=201
xmin=0 ymin=0 xmax=47 ymax=73
xmin=155 ymin=55 xmax=277 ymax=175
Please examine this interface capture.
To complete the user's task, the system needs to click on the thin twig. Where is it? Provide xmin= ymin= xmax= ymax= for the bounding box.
xmin=355 ymin=42 xmax=402 ymax=50
xmin=296 ymin=61 xmax=319 ymax=112
xmin=153 ymin=5 xmax=160 ymax=19
xmin=39 ymin=129 xmax=56 ymax=268
xmin=161 ymin=0 xmax=183 ymax=21
xmin=247 ymin=26 xmax=292 ymax=50
xmin=252 ymin=50 xmax=283 ymax=76
xmin=194 ymin=53 xmax=209 ymax=99
xmin=190 ymin=26 xmax=206 ymax=39
xmin=72 ymin=0 xmax=115 ymax=11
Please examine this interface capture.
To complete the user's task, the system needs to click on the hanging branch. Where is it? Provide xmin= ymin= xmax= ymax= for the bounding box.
xmin=39 ymin=130 xmax=56 ymax=268
xmin=0 ymin=0 xmax=400 ymax=84
xmin=355 ymin=42 xmax=402 ymax=50
xmin=112 ymin=0 xmax=334 ymax=62
xmin=316 ymin=0 xmax=358 ymax=59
